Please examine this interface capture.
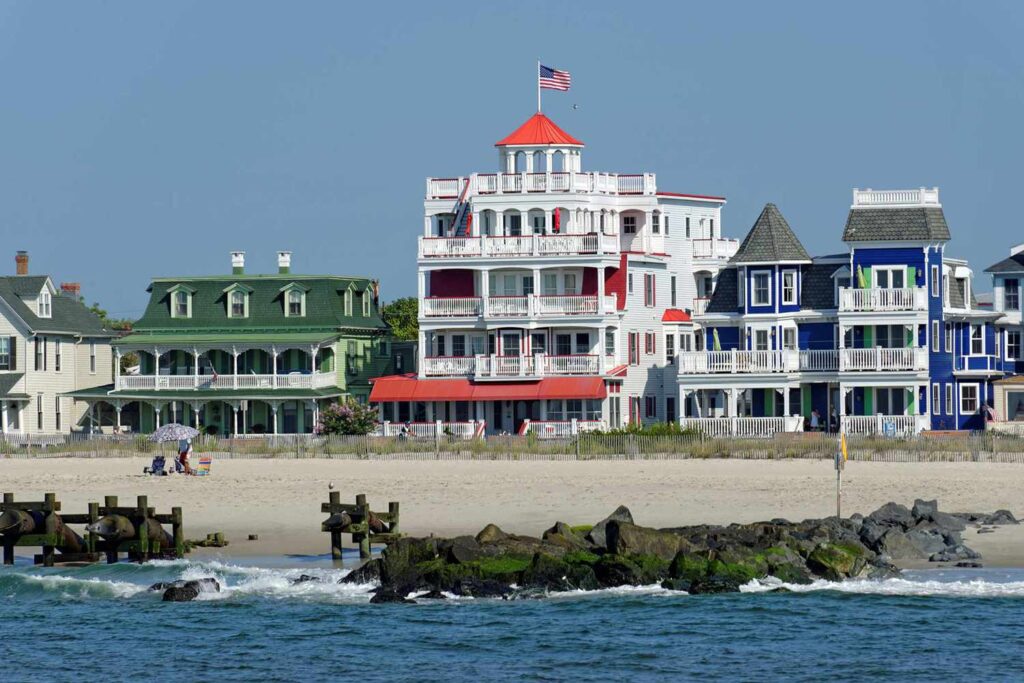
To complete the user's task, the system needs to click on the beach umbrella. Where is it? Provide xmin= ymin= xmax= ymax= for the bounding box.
xmin=148 ymin=423 xmax=200 ymax=443
xmin=712 ymin=328 xmax=722 ymax=352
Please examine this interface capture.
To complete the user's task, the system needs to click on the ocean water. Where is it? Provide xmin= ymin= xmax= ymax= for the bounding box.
xmin=2 ymin=555 xmax=1024 ymax=682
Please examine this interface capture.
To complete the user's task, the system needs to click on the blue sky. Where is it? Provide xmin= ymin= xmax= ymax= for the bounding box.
xmin=2 ymin=1 xmax=1023 ymax=318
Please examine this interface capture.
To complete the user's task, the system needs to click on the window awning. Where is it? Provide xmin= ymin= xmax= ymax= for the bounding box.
xmin=369 ymin=374 xmax=607 ymax=403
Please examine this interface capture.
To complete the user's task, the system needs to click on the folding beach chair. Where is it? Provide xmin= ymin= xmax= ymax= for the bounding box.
xmin=193 ymin=454 xmax=213 ymax=477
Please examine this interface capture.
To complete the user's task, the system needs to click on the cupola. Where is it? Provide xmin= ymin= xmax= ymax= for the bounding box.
xmin=494 ymin=113 xmax=584 ymax=174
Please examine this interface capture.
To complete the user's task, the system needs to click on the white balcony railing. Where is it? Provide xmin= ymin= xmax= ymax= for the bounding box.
xmin=841 ymin=414 xmax=929 ymax=436
xmin=418 ymin=233 xmax=621 ymax=259
xmin=679 ymin=416 xmax=804 ymax=438
xmin=839 ymin=287 xmax=927 ymax=312
xmin=425 ymin=172 xmax=656 ymax=199
xmin=535 ymin=295 xmax=599 ymax=315
xmin=799 ymin=350 xmax=840 ymax=371
xmin=692 ymin=297 xmax=710 ymax=316
xmin=839 ymin=347 xmax=927 ymax=372
xmin=421 ymin=297 xmax=482 ymax=318
xmin=692 ymin=238 xmax=740 ymax=260
xmin=676 ymin=350 xmax=797 ymax=374
xmin=543 ymin=354 xmax=600 ymax=375
xmin=852 ymin=187 xmax=940 ymax=207
xmin=435 ymin=354 xmax=608 ymax=380
xmin=116 ymin=372 xmax=335 ymax=391
xmin=474 ymin=354 xmax=536 ymax=379
xmin=487 ymin=296 xmax=531 ymax=317
xmin=422 ymin=356 xmax=476 ymax=377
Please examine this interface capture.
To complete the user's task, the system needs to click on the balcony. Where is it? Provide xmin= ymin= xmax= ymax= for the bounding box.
xmin=115 ymin=372 xmax=337 ymax=392
xmin=954 ymin=354 xmax=1010 ymax=376
xmin=839 ymin=287 xmax=927 ymax=313
xmin=418 ymin=233 xmax=620 ymax=260
xmin=426 ymin=172 xmax=657 ymax=199
xmin=841 ymin=414 xmax=929 ymax=436
xmin=852 ymin=187 xmax=940 ymax=207
xmin=840 ymin=347 xmax=927 ymax=372
xmin=422 ymin=354 xmax=616 ymax=379
xmin=692 ymin=238 xmax=739 ymax=260
xmin=420 ymin=294 xmax=618 ymax=319
xmin=679 ymin=416 xmax=805 ymax=438
xmin=692 ymin=297 xmax=711 ymax=316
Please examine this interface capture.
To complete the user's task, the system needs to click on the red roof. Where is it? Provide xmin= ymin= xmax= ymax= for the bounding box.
xmin=662 ymin=308 xmax=692 ymax=322
xmin=369 ymin=375 xmax=606 ymax=403
xmin=495 ymin=113 xmax=584 ymax=147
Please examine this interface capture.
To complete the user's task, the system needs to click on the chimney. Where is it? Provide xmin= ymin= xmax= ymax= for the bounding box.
xmin=277 ymin=251 xmax=292 ymax=274
xmin=231 ymin=251 xmax=245 ymax=275
xmin=15 ymin=251 xmax=28 ymax=276
xmin=61 ymin=282 xmax=82 ymax=300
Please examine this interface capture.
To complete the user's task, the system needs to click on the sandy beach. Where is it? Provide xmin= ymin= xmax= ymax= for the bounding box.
xmin=2 ymin=457 xmax=1023 ymax=562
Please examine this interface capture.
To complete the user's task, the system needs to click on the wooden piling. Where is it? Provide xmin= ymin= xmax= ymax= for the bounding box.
xmin=136 ymin=496 xmax=149 ymax=563
xmin=103 ymin=495 xmax=118 ymax=564
xmin=41 ymin=493 xmax=57 ymax=567
xmin=2 ymin=493 xmax=13 ymax=566
xmin=87 ymin=502 xmax=99 ymax=555
xmin=356 ymin=493 xmax=370 ymax=559
xmin=329 ymin=491 xmax=343 ymax=561
xmin=389 ymin=501 xmax=400 ymax=535
xmin=172 ymin=507 xmax=184 ymax=558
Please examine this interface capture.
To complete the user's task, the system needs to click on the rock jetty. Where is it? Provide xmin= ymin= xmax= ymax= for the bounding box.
xmin=347 ymin=500 xmax=1015 ymax=601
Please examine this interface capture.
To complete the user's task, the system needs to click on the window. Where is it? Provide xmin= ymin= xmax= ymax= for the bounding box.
xmin=783 ymin=327 xmax=796 ymax=351
xmin=945 ymin=323 xmax=952 ymax=353
xmin=628 ymin=332 xmax=639 ymax=365
xmin=738 ymin=273 xmax=746 ymax=308
xmin=932 ymin=384 xmax=940 ymax=415
xmin=781 ymin=271 xmax=796 ymax=305
xmin=644 ymin=274 xmax=656 ymax=307
xmin=609 ymin=396 xmax=621 ymax=428
xmin=943 ymin=276 xmax=950 ymax=306
xmin=556 ymin=334 xmax=572 ymax=356
xmin=89 ymin=342 xmax=96 ymax=373
xmin=362 ymin=292 xmax=371 ymax=317
xmin=931 ymin=321 xmax=940 ymax=352
xmin=945 ymin=384 xmax=953 ymax=416
xmin=530 ymin=332 xmax=546 ymax=356
xmin=436 ymin=335 xmax=446 ymax=357
xmin=1008 ymin=331 xmax=1022 ymax=360
xmin=575 ymin=333 xmax=589 ymax=355
xmin=931 ymin=265 xmax=940 ymax=297
xmin=547 ymin=400 xmax=564 ymax=422
xmin=685 ymin=216 xmax=691 ymax=238
xmin=451 ymin=335 xmax=466 ymax=357
xmin=36 ymin=393 xmax=43 ymax=431
xmin=644 ymin=332 xmax=655 ymax=355
xmin=752 ymin=271 xmax=771 ymax=306
xmin=54 ymin=339 xmax=61 ymax=372
xmin=34 ymin=337 xmax=44 ymax=371
xmin=54 ymin=397 xmax=61 ymax=432
xmin=522 ymin=276 xmax=534 ymax=296
xmin=172 ymin=290 xmax=190 ymax=318
xmin=0 ymin=337 xmax=10 ymax=370
xmin=628 ymin=273 xmax=634 ymax=295
xmin=670 ymin=276 xmax=677 ymax=307
xmin=666 ymin=396 xmax=677 ymax=423
xmin=623 ymin=216 xmax=637 ymax=234
xmin=709 ymin=218 xmax=715 ymax=235
xmin=37 ymin=291 xmax=51 ymax=318
xmin=645 ymin=396 xmax=656 ymax=419
xmin=287 ymin=290 xmax=304 ymax=317
xmin=666 ymin=334 xmax=676 ymax=363
xmin=344 ymin=290 xmax=353 ymax=316
xmin=753 ymin=329 xmax=769 ymax=351
xmin=874 ymin=267 xmax=906 ymax=290
xmin=1006 ymin=279 xmax=1020 ymax=311
xmin=543 ymin=273 xmax=558 ymax=295
xmin=960 ymin=384 xmax=979 ymax=414
xmin=605 ymin=330 xmax=615 ymax=357
xmin=563 ymin=273 xmax=577 ymax=295
xmin=566 ymin=399 xmax=583 ymax=421
xmin=229 ymin=290 xmax=247 ymax=318
xmin=652 ymin=213 xmax=660 ymax=234
xmin=971 ymin=325 xmax=983 ymax=355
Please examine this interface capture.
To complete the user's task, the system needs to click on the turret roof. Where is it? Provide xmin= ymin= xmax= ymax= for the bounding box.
xmin=495 ymin=113 xmax=584 ymax=147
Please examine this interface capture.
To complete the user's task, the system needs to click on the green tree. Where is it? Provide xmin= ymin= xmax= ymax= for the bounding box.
xmin=381 ymin=297 xmax=418 ymax=341
xmin=316 ymin=398 xmax=379 ymax=435
xmin=87 ymin=303 xmax=137 ymax=372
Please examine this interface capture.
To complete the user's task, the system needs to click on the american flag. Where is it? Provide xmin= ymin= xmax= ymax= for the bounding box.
xmin=539 ymin=64 xmax=571 ymax=91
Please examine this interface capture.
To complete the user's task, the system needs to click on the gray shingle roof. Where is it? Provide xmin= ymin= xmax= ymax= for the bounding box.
xmin=0 ymin=277 xmax=114 ymax=337
xmin=842 ymin=207 xmax=951 ymax=242
xmin=984 ymin=252 xmax=1024 ymax=274
xmin=949 ymin=277 xmax=966 ymax=309
xmin=704 ymin=268 xmax=739 ymax=314
xmin=730 ymin=203 xmax=811 ymax=264
xmin=800 ymin=262 xmax=844 ymax=310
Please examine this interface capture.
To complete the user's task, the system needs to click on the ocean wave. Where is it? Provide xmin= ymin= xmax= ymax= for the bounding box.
xmin=741 ymin=574 xmax=1024 ymax=598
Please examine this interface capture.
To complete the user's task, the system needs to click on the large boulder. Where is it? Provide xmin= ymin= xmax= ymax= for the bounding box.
xmin=442 ymin=536 xmax=484 ymax=565
xmin=867 ymin=502 xmax=915 ymax=530
xmin=858 ymin=518 xmax=888 ymax=549
xmin=806 ymin=543 xmax=866 ymax=581
xmin=370 ymin=589 xmax=415 ymax=604
xmin=542 ymin=522 xmax=591 ymax=552
xmin=342 ymin=558 xmax=382 ymax=585
xmin=586 ymin=506 xmax=634 ymax=549
xmin=160 ymin=578 xmax=221 ymax=602
xmin=905 ymin=528 xmax=949 ymax=556
xmin=877 ymin=529 xmax=929 ymax=560
xmin=605 ymin=521 xmax=690 ymax=561
xmin=451 ymin=577 xmax=512 ymax=598
xmin=475 ymin=524 xmax=508 ymax=544
xmin=911 ymin=499 xmax=939 ymax=521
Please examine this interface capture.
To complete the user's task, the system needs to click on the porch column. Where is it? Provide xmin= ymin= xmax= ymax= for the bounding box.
xmin=597 ymin=268 xmax=606 ymax=312
xmin=728 ymin=388 xmax=738 ymax=418
xmin=232 ymin=348 xmax=239 ymax=389
xmin=272 ymin=347 xmax=279 ymax=389
xmin=113 ymin=401 xmax=122 ymax=433
xmin=153 ymin=348 xmax=162 ymax=390
xmin=114 ymin=349 xmax=122 ymax=390
xmin=644 ymin=210 xmax=653 ymax=253
xmin=480 ymin=269 xmax=490 ymax=316
xmin=543 ymin=210 xmax=552 ymax=234
xmin=418 ymin=270 xmax=426 ymax=300
xmin=598 ymin=325 xmax=607 ymax=373
xmin=192 ymin=348 xmax=200 ymax=388
xmin=190 ymin=401 xmax=202 ymax=431
xmin=153 ymin=402 xmax=163 ymax=430
xmin=425 ymin=402 xmax=434 ymax=422
xmin=270 ymin=401 xmax=279 ymax=435
xmin=417 ymin=330 xmax=427 ymax=375
xmin=839 ymin=384 xmax=848 ymax=417
xmin=232 ymin=402 xmax=240 ymax=436
xmin=311 ymin=400 xmax=320 ymax=433
xmin=1 ymin=401 xmax=7 ymax=433
xmin=782 ymin=387 xmax=791 ymax=417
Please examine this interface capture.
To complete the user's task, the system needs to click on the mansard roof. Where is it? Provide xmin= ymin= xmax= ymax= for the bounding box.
xmin=842 ymin=207 xmax=951 ymax=243
xmin=704 ymin=268 xmax=738 ymax=314
xmin=730 ymin=203 xmax=811 ymax=264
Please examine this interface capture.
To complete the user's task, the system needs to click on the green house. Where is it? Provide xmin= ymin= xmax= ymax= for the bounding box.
xmin=70 ymin=251 xmax=395 ymax=435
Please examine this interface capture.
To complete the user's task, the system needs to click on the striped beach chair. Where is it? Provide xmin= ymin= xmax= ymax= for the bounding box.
xmin=193 ymin=455 xmax=213 ymax=477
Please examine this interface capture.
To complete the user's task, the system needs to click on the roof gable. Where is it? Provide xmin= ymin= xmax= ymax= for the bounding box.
xmin=730 ymin=203 xmax=811 ymax=264
xmin=495 ymin=113 xmax=584 ymax=147
xmin=984 ymin=252 xmax=1024 ymax=274
xmin=0 ymin=276 xmax=113 ymax=336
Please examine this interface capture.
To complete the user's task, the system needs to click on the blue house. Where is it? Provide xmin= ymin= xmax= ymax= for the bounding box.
xmin=677 ymin=188 xmax=1007 ymax=435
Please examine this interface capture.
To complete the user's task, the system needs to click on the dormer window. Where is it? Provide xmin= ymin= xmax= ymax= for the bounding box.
xmin=362 ymin=290 xmax=371 ymax=316
xmin=280 ymin=283 xmax=308 ymax=317
xmin=37 ymin=290 xmax=51 ymax=318
xmin=344 ymin=289 xmax=353 ymax=316
xmin=167 ymin=285 xmax=195 ymax=319
xmin=223 ymin=283 xmax=252 ymax=318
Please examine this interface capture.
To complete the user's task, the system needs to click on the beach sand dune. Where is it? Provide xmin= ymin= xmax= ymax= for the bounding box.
xmin=1 ymin=458 xmax=1022 ymax=560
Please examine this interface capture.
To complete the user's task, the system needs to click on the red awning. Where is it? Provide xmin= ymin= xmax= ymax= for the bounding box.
xmin=662 ymin=308 xmax=692 ymax=322
xmin=369 ymin=375 xmax=606 ymax=403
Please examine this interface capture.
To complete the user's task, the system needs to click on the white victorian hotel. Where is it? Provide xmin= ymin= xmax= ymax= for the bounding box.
xmin=370 ymin=112 xmax=736 ymax=435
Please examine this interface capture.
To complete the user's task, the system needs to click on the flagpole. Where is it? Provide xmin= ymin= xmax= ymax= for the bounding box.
xmin=537 ymin=58 xmax=541 ymax=112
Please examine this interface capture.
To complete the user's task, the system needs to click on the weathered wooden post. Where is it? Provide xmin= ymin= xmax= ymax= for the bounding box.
xmin=2 ymin=492 xmax=13 ymax=565
xmin=136 ymin=495 xmax=150 ymax=563
xmin=389 ymin=501 xmax=400 ymax=535
xmin=103 ymin=495 xmax=118 ymax=564
xmin=41 ymin=493 xmax=57 ymax=567
xmin=172 ymin=506 xmax=184 ymax=558
xmin=356 ymin=493 xmax=370 ymax=559
xmin=87 ymin=501 xmax=99 ymax=555
xmin=329 ymin=491 xmax=343 ymax=560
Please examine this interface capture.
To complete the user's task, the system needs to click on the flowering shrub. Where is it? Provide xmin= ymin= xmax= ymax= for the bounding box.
xmin=317 ymin=398 xmax=378 ymax=435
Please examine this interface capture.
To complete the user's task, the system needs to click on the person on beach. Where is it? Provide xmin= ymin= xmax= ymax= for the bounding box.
xmin=399 ymin=422 xmax=410 ymax=440
xmin=810 ymin=409 xmax=821 ymax=432
xmin=178 ymin=439 xmax=194 ymax=475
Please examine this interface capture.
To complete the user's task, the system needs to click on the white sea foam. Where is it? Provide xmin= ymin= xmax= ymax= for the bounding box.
xmin=741 ymin=574 xmax=1024 ymax=598
xmin=16 ymin=573 xmax=149 ymax=599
